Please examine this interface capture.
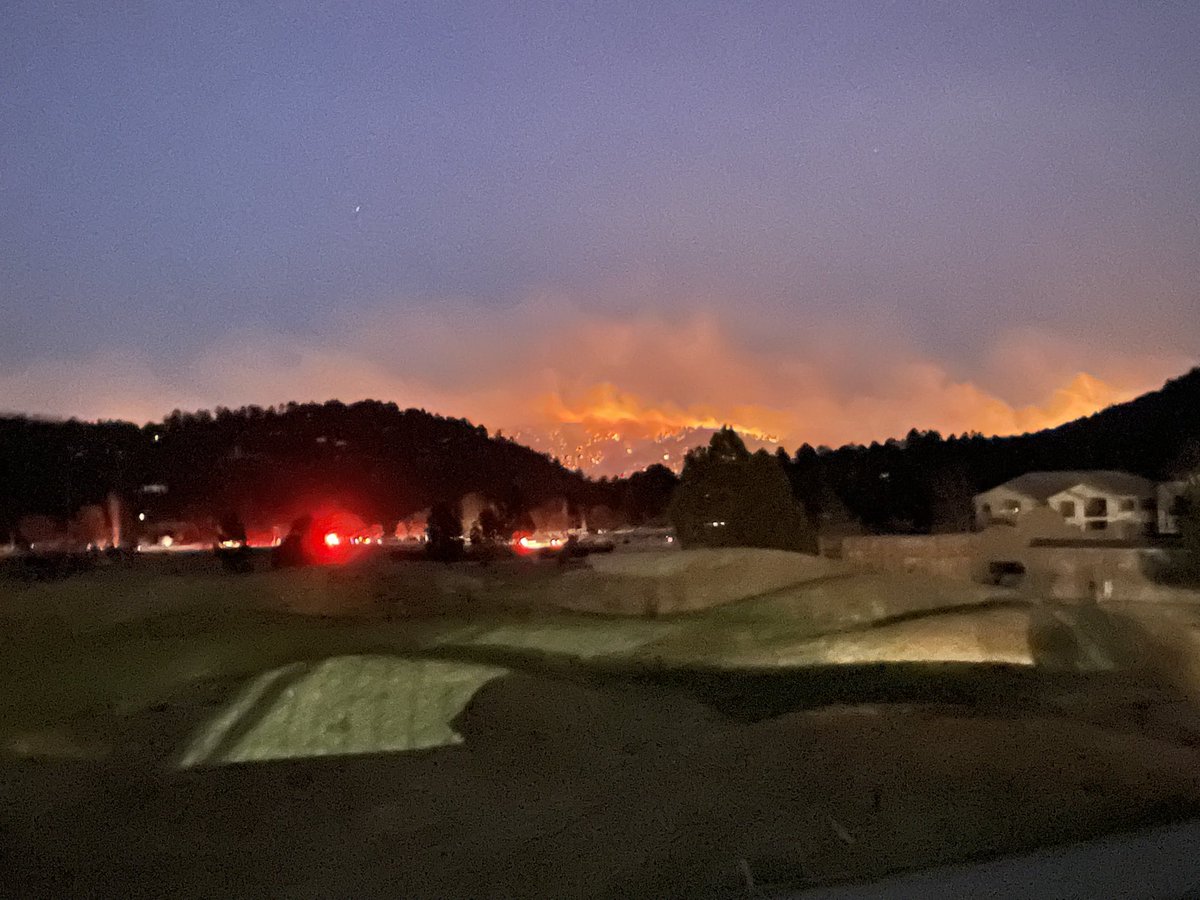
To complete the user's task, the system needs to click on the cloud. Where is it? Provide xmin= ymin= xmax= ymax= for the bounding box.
xmin=0 ymin=297 xmax=1191 ymax=466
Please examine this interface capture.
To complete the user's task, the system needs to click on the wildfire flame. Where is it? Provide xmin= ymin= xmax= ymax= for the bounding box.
xmin=539 ymin=383 xmax=782 ymax=443
xmin=518 ymin=368 xmax=1140 ymax=475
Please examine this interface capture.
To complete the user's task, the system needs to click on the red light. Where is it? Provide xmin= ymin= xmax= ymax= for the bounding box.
xmin=324 ymin=532 xmax=341 ymax=548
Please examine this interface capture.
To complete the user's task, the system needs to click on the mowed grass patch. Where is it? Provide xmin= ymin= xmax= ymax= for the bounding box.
xmin=0 ymin=563 xmax=679 ymax=750
xmin=4 ymin=560 xmax=1179 ymax=762
xmin=634 ymin=571 xmax=1019 ymax=664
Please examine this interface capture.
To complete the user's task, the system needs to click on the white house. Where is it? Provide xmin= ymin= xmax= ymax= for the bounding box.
xmin=974 ymin=471 xmax=1157 ymax=537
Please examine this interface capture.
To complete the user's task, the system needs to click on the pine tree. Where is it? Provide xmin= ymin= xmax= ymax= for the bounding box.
xmin=669 ymin=428 xmax=814 ymax=552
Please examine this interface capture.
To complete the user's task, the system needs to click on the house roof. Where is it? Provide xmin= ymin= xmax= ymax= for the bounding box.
xmin=982 ymin=470 xmax=1154 ymax=501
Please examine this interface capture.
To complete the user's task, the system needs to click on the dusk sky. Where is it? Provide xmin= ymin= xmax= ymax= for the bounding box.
xmin=3 ymin=1 xmax=1198 ymax=460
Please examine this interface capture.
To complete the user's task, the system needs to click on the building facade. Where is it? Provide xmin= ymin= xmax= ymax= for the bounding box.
xmin=974 ymin=471 xmax=1157 ymax=537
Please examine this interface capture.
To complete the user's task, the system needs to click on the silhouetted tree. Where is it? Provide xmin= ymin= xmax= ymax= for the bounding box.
xmin=215 ymin=511 xmax=253 ymax=572
xmin=477 ymin=507 xmax=504 ymax=545
xmin=1166 ymin=440 xmax=1200 ymax=480
xmin=426 ymin=501 xmax=464 ymax=562
xmin=217 ymin=512 xmax=247 ymax=544
xmin=669 ymin=429 xmax=814 ymax=552
xmin=273 ymin=515 xmax=313 ymax=568
xmin=622 ymin=464 xmax=679 ymax=525
xmin=810 ymin=473 xmax=858 ymax=536
xmin=507 ymin=508 xmax=536 ymax=537
xmin=927 ymin=465 xmax=977 ymax=533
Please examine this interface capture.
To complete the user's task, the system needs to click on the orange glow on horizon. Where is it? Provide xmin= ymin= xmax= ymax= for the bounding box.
xmin=538 ymin=372 xmax=1130 ymax=454
xmin=3 ymin=299 xmax=1180 ymax=476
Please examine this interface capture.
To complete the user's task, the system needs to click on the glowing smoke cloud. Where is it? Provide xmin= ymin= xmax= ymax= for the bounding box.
xmin=0 ymin=299 xmax=1190 ymax=474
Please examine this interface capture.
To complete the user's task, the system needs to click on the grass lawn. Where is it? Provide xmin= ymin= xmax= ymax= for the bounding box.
xmin=1 ymin=558 xmax=1194 ymax=758
xmin=5 ymin=558 xmax=1200 ymax=895
xmin=0 ymin=561 xmax=683 ymax=750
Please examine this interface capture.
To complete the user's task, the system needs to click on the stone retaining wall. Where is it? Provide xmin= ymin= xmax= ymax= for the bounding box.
xmin=839 ymin=534 xmax=980 ymax=582
xmin=543 ymin=548 xmax=845 ymax=616
xmin=836 ymin=533 xmax=1198 ymax=603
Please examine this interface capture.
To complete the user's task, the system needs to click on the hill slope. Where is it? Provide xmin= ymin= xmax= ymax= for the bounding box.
xmin=783 ymin=367 xmax=1200 ymax=533
xmin=0 ymin=401 xmax=602 ymax=533
xmin=2 ymin=368 xmax=1197 ymax=537
xmin=1034 ymin=367 xmax=1200 ymax=477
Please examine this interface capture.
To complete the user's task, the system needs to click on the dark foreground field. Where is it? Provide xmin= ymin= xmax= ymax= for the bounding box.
xmin=3 ymin=556 xmax=1200 ymax=897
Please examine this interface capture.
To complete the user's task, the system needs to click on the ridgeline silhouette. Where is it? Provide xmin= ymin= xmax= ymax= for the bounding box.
xmin=1 ymin=368 xmax=1198 ymax=542
xmin=774 ymin=367 xmax=1200 ymax=534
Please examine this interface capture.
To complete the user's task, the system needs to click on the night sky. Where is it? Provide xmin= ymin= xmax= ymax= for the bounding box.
xmin=3 ymin=1 xmax=1198 ymax=458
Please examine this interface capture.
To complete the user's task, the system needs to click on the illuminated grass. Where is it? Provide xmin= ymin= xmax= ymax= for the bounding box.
xmin=1 ymin=562 xmax=1190 ymax=762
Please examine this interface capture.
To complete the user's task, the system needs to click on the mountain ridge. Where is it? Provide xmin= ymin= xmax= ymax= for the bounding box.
xmin=1 ymin=368 xmax=1197 ymax=536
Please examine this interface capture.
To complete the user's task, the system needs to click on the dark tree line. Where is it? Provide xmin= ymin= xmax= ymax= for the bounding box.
xmin=674 ymin=368 xmax=1200 ymax=544
xmin=772 ymin=367 xmax=1200 ymax=535
xmin=0 ymin=400 xmax=677 ymax=541
xmin=2 ymin=368 xmax=1197 ymax=544
xmin=0 ymin=417 xmax=143 ymax=539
